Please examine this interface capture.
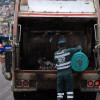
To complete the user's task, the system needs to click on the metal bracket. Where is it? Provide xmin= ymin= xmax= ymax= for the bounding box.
xmin=18 ymin=24 xmax=22 ymax=43
xmin=95 ymin=43 xmax=100 ymax=49
xmin=94 ymin=24 xmax=98 ymax=41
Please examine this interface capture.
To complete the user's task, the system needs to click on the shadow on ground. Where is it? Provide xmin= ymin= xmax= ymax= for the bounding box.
xmin=14 ymin=89 xmax=97 ymax=100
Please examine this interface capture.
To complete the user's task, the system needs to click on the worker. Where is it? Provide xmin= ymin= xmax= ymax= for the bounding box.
xmin=0 ymin=54 xmax=3 ymax=74
xmin=0 ymin=43 xmax=4 ymax=54
xmin=54 ymin=40 xmax=82 ymax=100
xmin=0 ymin=43 xmax=5 ymax=74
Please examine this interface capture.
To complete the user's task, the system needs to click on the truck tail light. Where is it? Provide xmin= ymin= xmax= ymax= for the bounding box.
xmin=16 ymin=80 xmax=22 ymax=86
xmin=23 ymin=80 xmax=29 ymax=86
xmin=88 ymin=81 xmax=93 ymax=86
xmin=94 ymin=81 xmax=99 ymax=86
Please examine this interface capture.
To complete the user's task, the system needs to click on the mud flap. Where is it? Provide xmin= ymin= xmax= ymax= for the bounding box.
xmin=2 ymin=50 xmax=12 ymax=81
xmin=2 ymin=60 xmax=12 ymax=81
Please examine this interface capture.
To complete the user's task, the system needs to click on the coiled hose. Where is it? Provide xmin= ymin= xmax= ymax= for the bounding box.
xmin=71 ymin=51 xmax=89 ymax=72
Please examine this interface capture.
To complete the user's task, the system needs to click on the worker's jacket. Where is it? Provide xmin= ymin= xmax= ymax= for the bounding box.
xmin=54 ymin=46 xmax=82 ymax=70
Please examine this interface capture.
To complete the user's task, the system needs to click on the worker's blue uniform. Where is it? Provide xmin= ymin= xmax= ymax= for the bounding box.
xmin=54 ymin=44 xmax=82 ymax=100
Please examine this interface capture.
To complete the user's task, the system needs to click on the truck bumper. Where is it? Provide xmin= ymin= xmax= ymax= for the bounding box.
xmin=12 ymin=70 xmax=57 ymax=91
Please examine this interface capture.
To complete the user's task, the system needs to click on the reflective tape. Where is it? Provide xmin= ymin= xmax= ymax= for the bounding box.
xmin=56 ymin=61 xmax=71 ymax=67
xmin=55 ymin=52 xmax=70 ymax=58
xmin=67 ymin=92 xmax=74 ymax=94
xmin=57 ymin=93 xmax=64 ymax=96
xmin=57 ymin=96 xmax=63 ymax=98
xmin=67 ymin=96 xmax=74 ymax=98
xmin=57 ymin=65 xmax=70 ymax=70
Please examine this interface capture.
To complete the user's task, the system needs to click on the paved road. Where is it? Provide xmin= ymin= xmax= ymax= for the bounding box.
xmin=0 ymin=63 xmax=14 ymax=100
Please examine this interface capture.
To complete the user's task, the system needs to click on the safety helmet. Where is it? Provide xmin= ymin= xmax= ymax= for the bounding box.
xmin=58 ymin=40 xmax=66 ymax=47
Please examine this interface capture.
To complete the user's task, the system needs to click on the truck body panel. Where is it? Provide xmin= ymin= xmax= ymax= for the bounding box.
xmin=27 ymin=0 xmax=95 ymax=13
xmin=4 ymin=0 xmax=100 ymax=98
xmin=19 ymin=0 xmax=97 ymax=18
xmin=14 ymin=70 xmax=57 ymax=91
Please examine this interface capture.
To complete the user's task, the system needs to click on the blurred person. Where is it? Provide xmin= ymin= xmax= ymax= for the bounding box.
xmin=54 ymin=40 xmax=82 ymax=100
xmin=0 ymin=43 xmax=5 ymax=74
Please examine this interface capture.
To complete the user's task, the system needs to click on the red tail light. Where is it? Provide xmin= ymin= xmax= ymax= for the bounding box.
xmin=88 ymin=81 xmax=93 ymax=86
xmin=23 ymin=80 xmax=29 ymax=86
xmin=94 ymin=81 xmax=99 ymax=86
xmin=16 ymin=80 xmax=22 ymax=86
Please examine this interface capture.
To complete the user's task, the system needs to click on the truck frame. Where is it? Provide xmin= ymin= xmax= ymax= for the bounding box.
xmin=4 ymin=0 xmax=100 ymax=99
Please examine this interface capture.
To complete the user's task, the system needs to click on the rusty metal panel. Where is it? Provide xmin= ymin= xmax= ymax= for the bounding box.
xmin=18 ymin=17 xmax=96 ymax=70
xmin=20 ymin=0 xmax=28 ymax=5
xmin=82 ymin=73 xmax=100 ymax=80
xmin=16 ymin=72 xmax=56 ymax=81
xmin=15 ymin=72 xmax=57 ymax=89
xmin=37 ymin=81 xmax=56 ymax=89
xmin=38 ymin=74 xmax=56 ymax=81
xmin=97 ymin=0 xmax=100 ymax=35
xmin=14 ymin=0 xmax=19 ymax=36
xmin=16 ymin=73 xmax=37 ymax=80
xmin=28 ymin=0 xmax=95 ymax=13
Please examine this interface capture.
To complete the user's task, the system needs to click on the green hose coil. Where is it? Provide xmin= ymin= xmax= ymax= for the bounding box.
xmin=71 ymin=51 xmax=89 ymax=72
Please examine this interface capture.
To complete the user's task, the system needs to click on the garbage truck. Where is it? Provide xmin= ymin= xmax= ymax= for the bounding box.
xmin=4 ymin=0 xmax=100 ymax=99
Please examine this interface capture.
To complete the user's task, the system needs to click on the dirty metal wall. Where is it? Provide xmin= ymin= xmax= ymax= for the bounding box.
xmin=18 ymin=17 xmax=96 ymax=70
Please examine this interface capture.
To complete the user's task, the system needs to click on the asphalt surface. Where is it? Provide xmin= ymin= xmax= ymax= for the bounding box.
xmin=0 ymin=62 xmax=99 ymax=100
xmin=0 ymin=62 xmax=13 ymax=100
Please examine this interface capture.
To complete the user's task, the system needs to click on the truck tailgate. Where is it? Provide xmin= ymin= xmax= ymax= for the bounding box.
xmin=28 ymin=0 xmax=95 ymax=13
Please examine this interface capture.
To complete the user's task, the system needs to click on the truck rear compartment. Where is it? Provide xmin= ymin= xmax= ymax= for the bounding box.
xmin=18 ymin=17 xmax=96 ymax=70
